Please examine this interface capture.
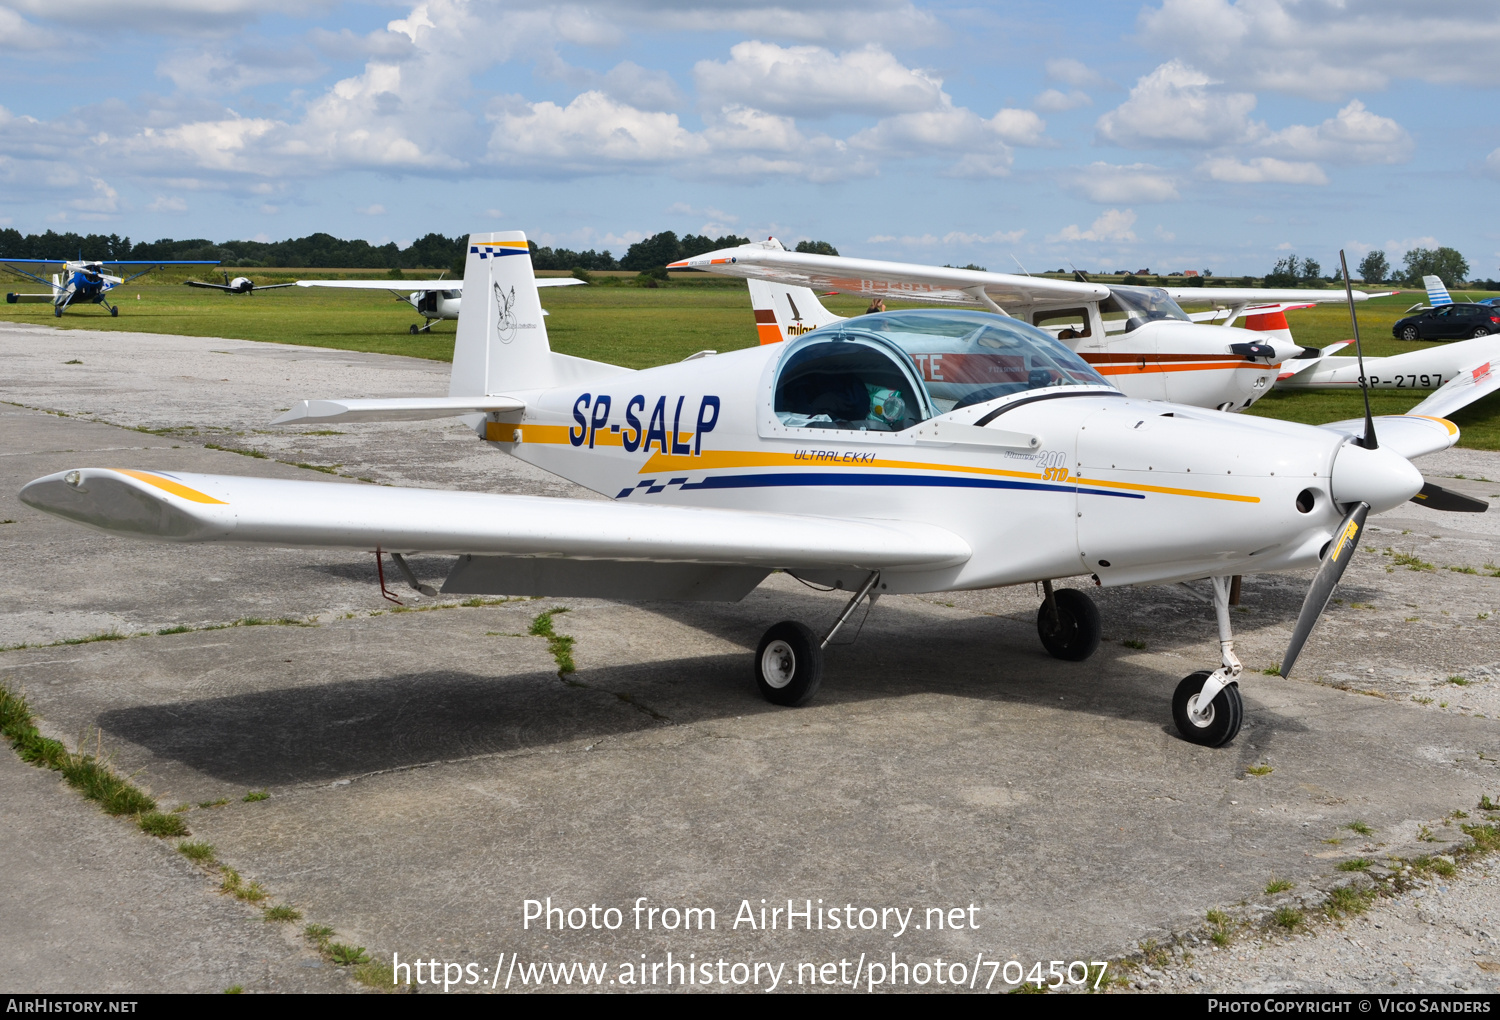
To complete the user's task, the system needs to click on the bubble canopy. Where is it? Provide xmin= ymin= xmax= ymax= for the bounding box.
xmin=773 ymin=309 xmax=1110 ymax=430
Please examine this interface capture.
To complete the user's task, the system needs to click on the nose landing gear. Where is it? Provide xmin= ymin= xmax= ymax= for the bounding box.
xmin=1173 ymin=575 xmax=1245 ymax=747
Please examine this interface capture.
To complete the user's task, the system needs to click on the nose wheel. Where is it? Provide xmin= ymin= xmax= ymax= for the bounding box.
xmin=1036 ymin=582 xmax=1101 ymax=661
xmin=1173 ymin=670 xmax=1243 ymax=746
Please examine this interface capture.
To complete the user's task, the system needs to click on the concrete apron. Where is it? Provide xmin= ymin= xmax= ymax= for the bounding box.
xmin=4 ymin=325 xmax=1500 ymax=990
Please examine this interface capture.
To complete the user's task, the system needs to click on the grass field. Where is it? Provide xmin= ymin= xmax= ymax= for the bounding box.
xmin=6 ymin=272 xmax=1500 ymax=449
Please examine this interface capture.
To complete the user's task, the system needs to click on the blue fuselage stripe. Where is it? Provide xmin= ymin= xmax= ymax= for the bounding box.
xmin=674 ymin=472 xmax=1144 ymax=499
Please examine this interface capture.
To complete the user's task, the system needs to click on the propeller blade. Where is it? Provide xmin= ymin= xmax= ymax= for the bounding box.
xmin=1411 ymin=481 xmax=1489 ymax=513
xmin=1280 ymin=501 xmax=1369 ymax=679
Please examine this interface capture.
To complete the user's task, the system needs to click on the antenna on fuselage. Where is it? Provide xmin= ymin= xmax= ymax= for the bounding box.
xmin=1339 ymin=249 xmax=1377 ymax=451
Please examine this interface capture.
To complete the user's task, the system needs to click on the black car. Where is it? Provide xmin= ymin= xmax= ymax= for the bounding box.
xmin=1391 ymin=302 xmax=1500 ymax=340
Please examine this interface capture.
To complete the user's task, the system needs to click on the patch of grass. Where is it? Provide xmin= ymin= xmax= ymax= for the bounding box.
xmin=1262 ymin=666 xmax=1281 ymax=676
xmin=198 ymin=798 xmax=229 ymax=808
xmin=328 ymin=943 xmax=370 ymax=966
xmin=1390 ymin=551 xmax=1434 ymax=572
xmin=302 ymin=430 xmax=344 ymax=436
xmin=204 ymin=442 xmax=268 ymax=459
xmin=1464 ymin=823 xmax=1500 ymax=852
xmin=1245 ymin=764 xmax=1274 ymax=776
xmin=1481 ymin=795 xmax=1498 ymax=811
xmin=224 ymin=986 xmax=242 ymax=995
xmin=1206 ymin=908 xmax=1233 ymax=946
xmin=352 ymin=959 xmax=393 ymax=989
xmin=59 ymin=629 xmax=127 ymax=646
xmin=243 ymin=790 xmax=269 ymax=802
xmin=138 ymin=811 xmax=189 ymax=838
xmin=156 ymin=624 xmax=193 ymax=635
xmin=530 ymin=608 xmax=577 ymax=674
xmin=1450 ymin=566 xmax=1479 ymax=575
xmin=294 ymin=462 xmax=340 ymax=474
xmin=1265 ymin=876 xmax=1293 ymax=895
xmin=1122 ymin=638 xmax=1146 ymax=649
xmin=1412 ymin=854 xmax=1457 ymax=878
xmin=304 ymin=924 xmax=336 ymax=950
xmin=1272 ymin=906 xmax=1305 ymax=931
xmin=264 ymin=904 xmax=302 ymax=922
xmin=1336 ymin=857 xmax=1371 ymax=872
xmin=1324 ymin=885 xmax=1374 ymax=919
xmin=64 ymin=359 xmax=82 ymax=364
xmin=1447 ymin=676 xmax=1471 ymax=686
xmin=1413 ymin=696 xmax=1434 ymax=705
xmin=178 ymin=840 xmax=216 ymax=862
xmin=1418 ymin=824 xmax=1438 ymax=842
xmin=219 ymin=868 xmax=268 ymax=903
xmin=1479 ymin=613 xmax=1491 ymax=621
xmin=1346 ymin=820 xmax=1374 ymax=836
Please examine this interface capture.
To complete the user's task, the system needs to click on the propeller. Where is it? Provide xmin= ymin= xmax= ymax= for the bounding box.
xmin=1339 ymin=250 xmax=1378 ymax=450
xmin=1280 ymin=500 xmax=1369 ymax=679
xmin=1412 ymin=481 xmax=1489 ymax=513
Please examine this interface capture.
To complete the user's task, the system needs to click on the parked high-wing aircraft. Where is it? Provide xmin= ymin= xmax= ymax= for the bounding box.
xmin=21 ymin=233 xmax=1484 ymax=749
xmin=296 ymin=276 xmax=586 ymax=333
xmin=3 ymin=257 xmax=220 ymax=316
xmin=184 ymin=272 xmax=296 ymax=295
xmin=671 ymin=238 xmax=1370 ymax=413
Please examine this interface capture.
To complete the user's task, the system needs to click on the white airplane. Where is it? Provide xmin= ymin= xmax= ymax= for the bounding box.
xmin=296 ymin=276 xmax=586 ymax=334
xmin=671 ymin=239 xmax=1369 ymax=413
xmin=3 ymin=256 xmax=220 ymax=317
xmin=1276 ymin=333 xmax=1500 ymax=419
xmin=20 ymin=233 xmax=1486 ymax=750
xmin=184 ymin=272 xmax=297 ymax=295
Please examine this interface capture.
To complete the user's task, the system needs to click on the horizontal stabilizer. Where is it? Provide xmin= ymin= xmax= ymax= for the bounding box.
xmin=1404 ymin=360 xmax=1500 ymax=420
xmin=1317 ymin=414 xmax=1459 ymax=460
xmin=19 ymin=469 xmax=972 ymax=574
xmin=271 ymin=396 xmax=525 ymax=424
xmin=295 ymin=279 xmax=586 ymax=291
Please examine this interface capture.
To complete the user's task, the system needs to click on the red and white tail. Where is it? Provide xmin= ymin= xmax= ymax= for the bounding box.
xmin=747 ymin=279 xmax=845 ymax=344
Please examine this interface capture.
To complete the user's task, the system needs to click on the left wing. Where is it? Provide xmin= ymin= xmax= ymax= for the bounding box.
xmin=669 ymin=239 xmax=1106 ymax=312
xmin=184 ymin=280 xmax=235 ymax=291
xmin=1317 ymin=414 xmax=1459 ymax=460
xmin=1405 ymin=360 xmax=1500 ymax=420
xmin=295 ymin=279 xmax=587 ymax=291
xmin=19 ymin=468 xmax=971 ymax=599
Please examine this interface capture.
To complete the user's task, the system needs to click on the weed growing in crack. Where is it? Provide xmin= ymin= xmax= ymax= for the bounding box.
xmin=138 ymin=811 xmax=189 ymax=838
xmin=1346 ymin=820 xmax=1374 ymax=836
xmin=1265 ymin=876 xmax=1293 ymax=895
xmin=530 ymin=608 xmax=576 ymax=674
xmin=1336 ymin=858 xmax=1371 ymax=872
xmin=178 ymin=840 xmax=216 ymax=863
xmin=1272 ymin=906 xmax=1305 ymax=931
xmin=264 ymin=904 xmax=301 ymax=922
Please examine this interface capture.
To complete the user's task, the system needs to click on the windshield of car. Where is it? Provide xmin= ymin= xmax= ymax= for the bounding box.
xmin=799 ymin=309 xmax=1109 ymax=416
xmin=1099 ymin=285 xmax=1190 ymax=331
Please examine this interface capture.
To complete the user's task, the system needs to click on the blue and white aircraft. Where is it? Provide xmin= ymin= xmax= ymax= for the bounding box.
xmin=3 ymin=257 xmax=219 ymax=317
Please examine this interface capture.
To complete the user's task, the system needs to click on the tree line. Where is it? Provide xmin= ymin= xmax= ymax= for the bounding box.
xmin=0 ymin=228 xmax=839 ymax=277
xmin=1267 ymin=247 xmax=1474 ymax=288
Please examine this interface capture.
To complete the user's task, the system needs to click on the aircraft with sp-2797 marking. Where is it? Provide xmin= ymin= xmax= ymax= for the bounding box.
xmin=19 ymin=232 xmax=1487 ymax=748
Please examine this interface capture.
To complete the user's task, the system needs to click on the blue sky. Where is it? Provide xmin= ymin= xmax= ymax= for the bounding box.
xmin=2 ymin=0 xmax=1497 ymax=276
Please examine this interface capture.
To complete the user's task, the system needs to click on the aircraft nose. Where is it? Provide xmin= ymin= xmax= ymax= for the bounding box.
xmin=1329 ymin=440 xmax=1423 ymax=514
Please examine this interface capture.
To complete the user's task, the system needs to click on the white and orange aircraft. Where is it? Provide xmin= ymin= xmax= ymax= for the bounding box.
xmin=20 ymin=233 xmax=1485 ymax=747
xmin=671 ymin=238 xmax=1373 ymax=413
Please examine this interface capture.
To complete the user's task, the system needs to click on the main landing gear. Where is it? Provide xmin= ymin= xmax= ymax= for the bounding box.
xmin=1036 ymin=579 xmax=1101 ymax=661
xmin=1171 ymin=576 xmax=1244 ymax=747
xmin=754 ymin=572 xmax=880 ymax=706
xmin=409 ymin=318 xmax=439 ymax=335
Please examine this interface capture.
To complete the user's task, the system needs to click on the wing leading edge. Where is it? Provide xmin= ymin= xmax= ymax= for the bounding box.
xmin=20 ymin=468 xmax=972 ymax=576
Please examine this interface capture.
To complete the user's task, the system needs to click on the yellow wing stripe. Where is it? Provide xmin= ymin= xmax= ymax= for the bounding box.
xmin=113 ymin=469 xmax=227 ymax=504
xmin=1409 ymin=414 xmax=1460 ymax=436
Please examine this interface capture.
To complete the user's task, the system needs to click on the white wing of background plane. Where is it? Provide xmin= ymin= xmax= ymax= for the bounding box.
xmin=295 ymin=279 xmax=587 ymax=291
xmin=1161 ymin=287 xmax=1382 ymax=305
xmin=669 ymin=241 xmax=1107 ymax=312
xmin=18 ymin=469 xmax=972 ymax=600
xmin=1405 ymin=361 xmax=1500 ymax=420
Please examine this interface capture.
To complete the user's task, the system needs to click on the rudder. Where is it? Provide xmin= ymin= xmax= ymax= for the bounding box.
xmin=746 ymin=278 xmax=845 ymax=344
xmin=450 ymin=232 xmax=553 ymax=397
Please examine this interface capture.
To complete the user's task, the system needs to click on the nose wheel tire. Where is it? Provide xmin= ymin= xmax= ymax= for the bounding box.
xmin=1400 ymin=325 xmax=1420 ymax=341
xmin=754 ymin=621 xmax=824 ymax=706
xmin=1036 ymin=588 xmax=1101 ymax=661
xmin=1172 ymin=670 xmax=1243 ymax=747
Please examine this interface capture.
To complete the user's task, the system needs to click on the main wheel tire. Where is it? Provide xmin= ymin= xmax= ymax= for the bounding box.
xmin=409 ymin=324 xmax=419 ymax=334
xmin=53 ymin=306 xmax=62 ymax=317
xmin=1472 ymin=327 xmax=1490 ymax=339
xmin=1036 ymin=588 xmax=1101 ymax=662
xmin=1401 ymin=325 xmax=1420 ymax=341
xmin=1172 ymin=670 xmax=1244 ymax=747
xmin=754 ymin=621 xmax=824 ymax=706
xmin=109 ymin=306 xmax=118 ymax=317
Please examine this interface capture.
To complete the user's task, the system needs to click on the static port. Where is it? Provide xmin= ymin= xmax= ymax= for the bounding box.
xmin=1296 ymin=488 xmax=1316 ymax=514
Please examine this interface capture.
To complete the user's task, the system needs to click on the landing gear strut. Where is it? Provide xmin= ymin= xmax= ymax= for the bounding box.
xmin=409 ymin=317 xmax=438 ymax=335
xmin=1036 ymin=580 xmax=1101 ymax=661
xmin=1172 ymin=575 xmax=1244 ymax=746
xmin=753 ymin=571 xmax=879 ymax=706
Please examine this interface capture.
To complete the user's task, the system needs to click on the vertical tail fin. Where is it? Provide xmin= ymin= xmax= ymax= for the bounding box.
xmin=449 ymin=232 xmax=553 ymax=397
xmin=746 ymin=279 xmax=845 ymax=344
xmin=1423 ymin=275 xmax=1453 ymax=307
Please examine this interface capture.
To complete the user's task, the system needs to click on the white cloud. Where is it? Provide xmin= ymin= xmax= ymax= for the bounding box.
xmin=694 ymin=42 xmax=944 ymax=118
xmin=600 ymin=61 xmax=683 ymax=111
xmin=1046 ymin=58 xmax=1110 ymax=90
xmin=0 ymin=6 xmax=57 ymax=49
xmin=124 ymin=115 xmax=278 ymax=171
xmin=1095 ymin=61 xmax=1258 ymax=148
xmin=1065 ymin=162 xmax=1179 ymax=204
xmin=69 ymin=177 xmax=118 ymax=215
xmin=1259 ymin=100 xmax=1412 ymax=165
xmin=1034 ymin=89 xmax=1090 ymax=113
xmin=488 ymin=91 xmax=707 ymax=169
xmin=1138 ymin=0 xmax=1500 ymax=97
xmin=1201 ymin=156 xmax=1327 ymax=185
xmin=1052 ymin=209 xmax=1138 ymax=243
xmin=942 ymin=229 xmax=1025 ymax=245
xmin=146 ymin=195 xmax=187 ymax=212
xmin=156 ymin=45 xmax=325 ymax=94
xmin=1486 ymin=149 xmax=1500 ymax=179
xmin=357 ymin=204 xmax=386 ymax=215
